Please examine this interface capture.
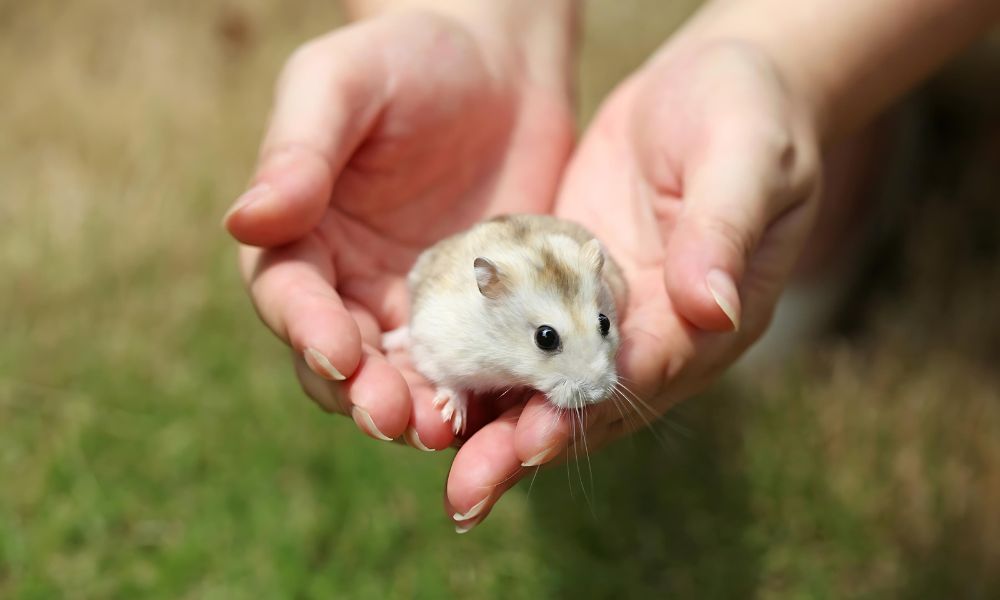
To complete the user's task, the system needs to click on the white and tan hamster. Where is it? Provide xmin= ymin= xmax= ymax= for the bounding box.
xmin=383 ymin=214 xmax=628 ymax=434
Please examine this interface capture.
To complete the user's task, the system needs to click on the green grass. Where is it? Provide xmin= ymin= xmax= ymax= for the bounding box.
xmin=3 ymin=1 xmax=1000 ymax=597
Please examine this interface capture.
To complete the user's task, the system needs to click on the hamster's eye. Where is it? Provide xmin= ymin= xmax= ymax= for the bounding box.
xmin=534 ymin=326 xmax=560 ymax=351
xmin=598 ymin=313 xmax=610 ymax=337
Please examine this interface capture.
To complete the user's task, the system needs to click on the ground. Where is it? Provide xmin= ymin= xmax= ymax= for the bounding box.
xmin=2 ymin=1 xmax=999 ymax=597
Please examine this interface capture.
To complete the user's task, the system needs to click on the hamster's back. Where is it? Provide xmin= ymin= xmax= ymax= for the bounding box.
xmin=408 ymin=213 xmax=625 ymax=307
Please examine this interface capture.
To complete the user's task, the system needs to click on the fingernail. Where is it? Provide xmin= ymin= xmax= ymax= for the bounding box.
xmin=351 ymin=406 xmax=392 ymax=441
xmin=304 ymin=348 xmax=346 ymax=381
xmin=223 ymin=183 xmax=271 ymax=224
xmin=404 ymin=427 xmax=436 ymax=452
xmin=521 ymin=445 xmax=560 ymax=467
xmin=452 ymin=495 xmax=490 ymax=522
xmin=455 ymin=518 xmax=482 ymax=534
xmin=706 ymin=269 xmax=740 ymax=331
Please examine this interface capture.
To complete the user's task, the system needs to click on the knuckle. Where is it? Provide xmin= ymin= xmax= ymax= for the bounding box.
xmin=277 ymin=32 xmax=350 ymax=96
xmin=759 ymin=124 xmax=794 ymax=161
xmin=791 ymin=143 xmax=822 ymax=197
xmin=763 ymin=129 xmax=823 ymax=209
xmin=690 ymin=213 xmax=758 ymax=263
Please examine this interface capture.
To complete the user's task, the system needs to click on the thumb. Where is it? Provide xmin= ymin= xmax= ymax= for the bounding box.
xmin=224 ymin=33 xmax=385 ymax=247
xmin=663 ymin=149 xmax=789 ymax=332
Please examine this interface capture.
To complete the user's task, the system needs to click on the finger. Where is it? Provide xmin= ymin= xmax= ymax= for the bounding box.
xmin=224 ymin=30 xmax=386 ymax=247
xmin=397 ymin=368 xmax=456 ymax=452
xmin=241 ymin=234 xmax=362 ymax=382
xmin=513 ymin=393 xmax=572 ymax=467
xmin=379 ymin=336 xmax=457 ymax=452
xmin=661 ymin=137 xmax=797 ymax=333
xmin=445 ymin=405 xmax=526 ymax=534
xmin=293 ymin=350 xmax=348 ymax=414
xmin=293 ymin=345 xmax=411 ymax=441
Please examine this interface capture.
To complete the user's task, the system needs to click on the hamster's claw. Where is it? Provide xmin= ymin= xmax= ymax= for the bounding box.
xmin=433 ymin=387 xmax=468 ymax=436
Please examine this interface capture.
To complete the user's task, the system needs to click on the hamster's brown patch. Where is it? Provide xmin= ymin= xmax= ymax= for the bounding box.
xmin=490 ymin=214 xmax=531 ymax=242
xmin=536 ymin=246 xmax=581 ymax=304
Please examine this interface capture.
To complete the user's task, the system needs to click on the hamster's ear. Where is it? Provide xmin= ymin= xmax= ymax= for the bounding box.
xmin=580 ymin=239 xmax=605 ymax=273
xmin=474 ymin=257 xmax=506 ymax=299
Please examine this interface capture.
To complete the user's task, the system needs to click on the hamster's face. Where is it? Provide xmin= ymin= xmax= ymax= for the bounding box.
xmin=474 ymin=236 xmax=621 ymax=410
xmin=520 ymin=294 xmax=621 ymax=410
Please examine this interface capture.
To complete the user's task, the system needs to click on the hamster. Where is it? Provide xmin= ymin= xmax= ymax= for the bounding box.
xmin=383 ymin=214 xmax=628 ymax=435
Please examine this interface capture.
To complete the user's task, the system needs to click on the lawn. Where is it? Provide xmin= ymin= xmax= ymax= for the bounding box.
xmin=2 ymin=1 xmax=999 ymax=597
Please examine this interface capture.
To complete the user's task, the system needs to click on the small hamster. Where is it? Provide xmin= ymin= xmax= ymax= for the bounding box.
xmin=383 ymin=214 xmax=628 ymax=434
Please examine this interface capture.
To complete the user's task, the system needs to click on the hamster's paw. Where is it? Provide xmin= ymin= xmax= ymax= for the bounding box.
xmin=433 ymin=387 xmax=469 ymax=436
xmin=381 ymin=326 xmax=410 ymax=352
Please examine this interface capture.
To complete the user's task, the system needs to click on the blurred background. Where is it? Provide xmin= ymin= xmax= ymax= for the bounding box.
xmin=2 ymin=0 xmax=999 ymax=597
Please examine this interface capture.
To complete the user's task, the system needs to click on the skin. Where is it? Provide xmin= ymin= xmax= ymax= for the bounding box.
xmin=225 ymin=0 xmax=1000 ymax=532
xmin=229 ymin=5 xmax=576 ymax=454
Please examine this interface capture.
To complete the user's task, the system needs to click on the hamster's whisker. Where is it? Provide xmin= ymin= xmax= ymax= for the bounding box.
xmin=577 ymin=403 xmax=597 ymax=518
xmin=616 ymin=374 xmax=671 ymax=419
xmin=615 ymin=378 xmax=689 ymax=441
xmin=609 ymin=389 xmax=644 ymax=453
xmin=616 ymin=374 xmax=650 ymax=393
xmin=613 ymin=381 xmax=672 ymax=452
xmin=613 ymin=382 xmax=651 ymax=422
xmin=571 ymin=403 xmax=593 ymax=515
xmin=496 ymin=386 xmax=515 ymax=401
xmin=526 ymin=402 xmax=566 ymax=500
xmin=540 ymin=402 xmax=564 ymax=438
xmin=487 ymin=466 xmax=525 ymax=490
xmin=618 ymin=375 xmax=694 ymax=439
xmin=566 ymin=404 xmax=579 ymax=500
xmin=616 ymin=380 xmax=663 ymax=421
xmin=607 ymin=390 xmax=632 ymax=430
xmin=658 ymin=411 xmax=694 ymax=440
xmin=609 ymin=388 xmax=639 ymax=434
xmin=526 ymin=458 xmax=543 ymax=498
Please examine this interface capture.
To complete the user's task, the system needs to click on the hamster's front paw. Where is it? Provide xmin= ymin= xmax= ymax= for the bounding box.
xmin=433 ymin=387 xmax=469 ymax=435
xmin=381 ymin=326 xmax=410 ymax=352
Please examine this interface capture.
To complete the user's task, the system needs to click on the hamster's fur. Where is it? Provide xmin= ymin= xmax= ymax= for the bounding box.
xmin=391 ymin=214 xmax=627 ymax=434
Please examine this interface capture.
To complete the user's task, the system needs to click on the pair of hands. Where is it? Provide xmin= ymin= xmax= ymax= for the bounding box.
xmin=224 ymin=11 xmax=821 ymax=531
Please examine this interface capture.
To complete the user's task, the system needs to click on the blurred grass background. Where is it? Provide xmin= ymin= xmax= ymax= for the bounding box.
xmin=2 ymin=0 xmax=999 ymax=597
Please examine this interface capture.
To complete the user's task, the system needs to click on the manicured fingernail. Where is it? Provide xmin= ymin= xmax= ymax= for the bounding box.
xmin=706 ymin=269 xmax=740 ymax=331
xmin=452 ymin=496 xmax=490 ymax=522
xmin=223 ymin=183 xmax=271 ymax=224
xmin=351 ymin=406 xmax=392 ymax=441
xmin=404 ymin=427 xmax=436 ymax=452
xmin=304 ymin=348 xmax=346 ymax=381
xmin=521 ymin=445 xmax=560 ymax=467
xmin=455 ymin=518 xmax=482 ymax=534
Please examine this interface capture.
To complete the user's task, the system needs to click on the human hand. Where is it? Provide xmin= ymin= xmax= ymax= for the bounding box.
xmin=225 ymin=7 xmax=575 ymax=448
xmin=442 ymin=40 xmax=823 ymax=530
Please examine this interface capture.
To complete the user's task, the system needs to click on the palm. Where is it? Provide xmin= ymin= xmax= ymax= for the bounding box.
xmin=555 ymin=78 xmax=686 ymax=418
xmin=420 ymin=46 xmax=820 ymax=526
xmin=330 ymin=18 xmax=572 ymax=430
xmin=236 ymin=12 xmax=574 ymax=448
xmin=556 ymin=47 xmax=820 ymax=434
xmin=318 ymin=15 xmax=571 ymax=337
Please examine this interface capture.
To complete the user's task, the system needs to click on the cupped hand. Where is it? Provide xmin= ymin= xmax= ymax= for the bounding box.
xmin=226 ymin=11 xmax=574 ymax=450
xmin=445 ymin=41 xmax=823 ymax=530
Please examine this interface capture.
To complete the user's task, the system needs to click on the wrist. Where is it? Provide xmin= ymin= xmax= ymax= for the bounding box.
xmin=346 ymin=0 xmax=579 ymax=98
xmin=665 ymin=0 xmax=1000 ymax=147
xmin=656 ymin=3 xmax=827 ymax=146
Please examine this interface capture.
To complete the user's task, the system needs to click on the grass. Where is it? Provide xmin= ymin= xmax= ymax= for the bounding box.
xmin=2 ymin=0 xmax=1000 ymax=597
